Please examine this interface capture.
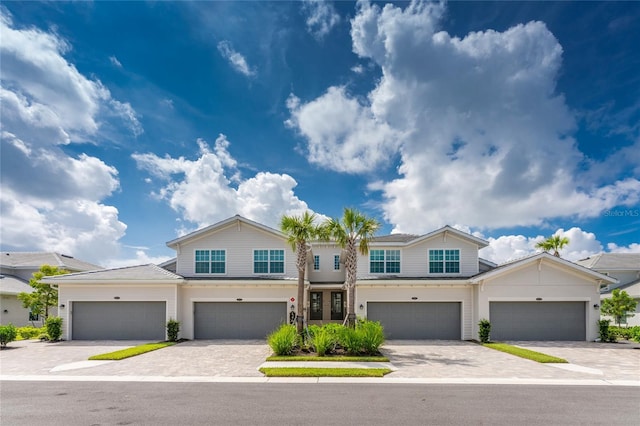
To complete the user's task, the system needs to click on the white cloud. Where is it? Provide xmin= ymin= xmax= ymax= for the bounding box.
xmin=217 ymin=40 xmax=256 ymax=77
xmin=286 ymin=0 xmax=640 ymax=232
xmin=103 ymin=250 xmax=173 ymax=269
xmin=607 ymin=242 xmax=640 ymax=254
xmin=302 ymin=0 xmax=341 ymax=40
xmin=286 ymin=88 xmax=400 ymax=173
xmin=133 ymin=135 xmax=320 ymax=230
xmin=109 ymin=55 xmax=122 ymax=68
xmin=0 ymin=11 xmax=134 ymax=264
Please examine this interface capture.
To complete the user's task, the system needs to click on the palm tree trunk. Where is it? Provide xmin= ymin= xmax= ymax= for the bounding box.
xmin=296 ymin=242 xmax=306 ymax=334
xmin=345 ymin=239 xmax=357 ymax=327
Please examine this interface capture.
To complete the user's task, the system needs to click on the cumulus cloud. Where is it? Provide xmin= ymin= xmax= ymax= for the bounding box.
xmin=0 ymin=11 xmax=135 ymax=263
xmin=133 ymin=135 xmax=320 ymax=230
xmin=302 ymin=0 xmax=341 ymax=40
xmin=286 ymin=0 xmax=640 ymax=233
xmin=217 ymin=40 xmax=256 ymax=77
xmin=103 ymin=250 xmax=173 ymax=269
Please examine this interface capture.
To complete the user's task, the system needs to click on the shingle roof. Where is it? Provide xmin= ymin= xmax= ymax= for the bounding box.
xmin=0 ymin=252 xmax=103 ymax=271
xmin=576 ymin=253 xmax=640 ymax=270
xmin=371 ymin=234 xmax=420 ymax=243
xmin=0 ymin=274 xmax=32 ymax=295
xmin=42 ymin=264 xmax=184 ymax=282
xmin=601 ymin=278 xmax=640 ymax=296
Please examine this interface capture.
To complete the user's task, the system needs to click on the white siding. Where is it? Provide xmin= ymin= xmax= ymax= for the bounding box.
xmin=356 ymin=285 xmax=473 ymax=340
xmin=58 ymin=284 xmax=178 ymax=340
xmin=357 ymin=234 xmax=480 ymax=279
xmin=175 ymin=221 xmax=295 ymax=278
xmin=307 ymin=245 xmax=345 ymax=283
xmin=475 ymin=261 xmax=601 ymax=341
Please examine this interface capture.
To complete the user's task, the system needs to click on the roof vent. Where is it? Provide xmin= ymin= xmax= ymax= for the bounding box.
xmin=60 ymin=254 xmax=74 ymax=259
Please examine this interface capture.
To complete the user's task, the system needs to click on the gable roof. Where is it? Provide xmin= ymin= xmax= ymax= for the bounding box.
xmin=469 ymin=252 xmax=617 ymax=284
xmin=0 ymin=252 xmax=102 ymax=272
xmin=576 ymin=253 xmax=640 ymax=270
xmin=404 ymin=225 xmax=489 ymax=248
xmin=601 ymin=278 xmax=640 ymax=297
xmin=42 ymin=264 xmax=184 ymax=283
xmin=0 ymin=274 xmax=32 ymax=295
xmin=166 ymin=215 xmax=285 ymax=249
xmin=371 ymin=234 xmax=420 ymax=244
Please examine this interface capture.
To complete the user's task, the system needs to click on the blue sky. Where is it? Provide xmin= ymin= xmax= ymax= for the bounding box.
xmin=1 ymin=1 xmax=638 ymax=267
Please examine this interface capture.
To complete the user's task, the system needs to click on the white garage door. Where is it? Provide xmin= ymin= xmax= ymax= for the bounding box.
xmin=490 ymin=302 xmax=586 ymax=341
xmin=367 ymin=302 xmax=461 ymax=339
xmin=72 ymin=301 xmax=166 ymax=340
xmin=194 ymin=302 xmax=287 ymax=339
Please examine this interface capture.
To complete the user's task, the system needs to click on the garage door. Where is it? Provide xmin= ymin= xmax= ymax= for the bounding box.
xmin=367 ymin=302 xmax=461 ymax=339
xmin=72 ymin=302 xmax=166 ymax=340
xmin=194 ymin=302 xmax=287 ymax=339
xmin=490 ymin=302 xmax=586 ymax=341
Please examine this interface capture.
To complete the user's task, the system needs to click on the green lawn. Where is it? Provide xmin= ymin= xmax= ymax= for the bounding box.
xmin=483 ymin=343 xmax=568 ymax=363
xmin=266 ymin=355 xmax=389 ymax=362
xmin=259 ymin=367 xmax=392 ymax=377
xmin=88 ymin=342 xmax=176 ymax=360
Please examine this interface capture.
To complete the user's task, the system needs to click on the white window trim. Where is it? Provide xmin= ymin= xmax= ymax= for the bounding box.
xmin=369 ymin=249 xmax=401 ymax=274
xmin=252 ymin=248 xmax=286 ymax=275
xmin=428 ymin=248 xmax=462 ymax=275
xmin=194 ymin=249 xmax=227 ymax=275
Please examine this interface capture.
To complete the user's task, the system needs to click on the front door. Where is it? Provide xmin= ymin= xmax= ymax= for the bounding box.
xmin=310 ymin=292 xmax=323 ymax=320
xmin=331 ymin=292 xmax=344 ymax=320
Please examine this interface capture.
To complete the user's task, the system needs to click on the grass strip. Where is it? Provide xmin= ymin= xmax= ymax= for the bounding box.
xmin=266 ymin=355 xmax=389 ymax=362
xmin=483 ymin=343 xmax=568 ymax=363
xmin=88 ymin=342 xmax=176 ymax=360
xmin=259 ymin=367 xmax=392 ymax=377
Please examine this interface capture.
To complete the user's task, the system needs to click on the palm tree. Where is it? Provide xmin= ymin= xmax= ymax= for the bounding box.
xmin=324 ymin=208 xmax=380 ymax=327
xmin=280 ymin=211 xmax=322 ymax=333
xmin=535 ymin=235 xmax=569 ymax=257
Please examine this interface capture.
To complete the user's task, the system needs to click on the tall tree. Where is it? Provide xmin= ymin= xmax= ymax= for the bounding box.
xmin=601 ymin=289 xmax=637 ymax=327
xmin=281 ymin=211 xmax=323 ymax=333
xmin=17 ymin=265 xmax=69 ymax=323
xmin=324 ymin=208 xmax=380 ymax=327
xmin=535 ymin=235 xmax=569 ymax=257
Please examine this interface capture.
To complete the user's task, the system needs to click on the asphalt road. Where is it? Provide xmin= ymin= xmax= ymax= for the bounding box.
xmin=1 ymin=382 xmax=638 ymax=425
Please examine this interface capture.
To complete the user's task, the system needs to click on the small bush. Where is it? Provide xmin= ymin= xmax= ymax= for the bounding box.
xmin=0 ymin=324 xmax=18 ymax=348
xmin=358 ymin=320 xmax=385 ymax=354
xmin=311 ymin=328 xmax=336 ymax=356
xmin=478 ymin=319 xmax=491 ymax=343
xmin=167 ymin=319 xmax=180 ymax=342
xmin=609 ymin=326 xmax=640 ymax=341
xmin=267 ymin=324 xmax=299 ymax=356
xmin=17 ymin=326 xmax=45 ymax=340
xmin=598 ymin=319 xmax=617 ymax=343
xmin=339 ymin=326 xmax=363 ymax=355
xmin=45 ymin=316 xmax=63 ymax=341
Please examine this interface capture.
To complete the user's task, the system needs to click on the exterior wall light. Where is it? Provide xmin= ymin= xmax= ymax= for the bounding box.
xmin=593 ymin=304 xmax=600 ymax=309
xmin=359 ymin=304 xmax=364 ymax=310
xmin=59 ymin=304 xmax=65 ymax=308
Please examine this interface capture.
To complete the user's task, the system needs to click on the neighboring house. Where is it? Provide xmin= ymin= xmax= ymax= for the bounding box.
xmin=577 ymin=253 xmax=640 ymax=326
xmin=44 ymin=215 xmax=615 ymax=341
xmin=0 ymin=252 xmax=102 ymax=327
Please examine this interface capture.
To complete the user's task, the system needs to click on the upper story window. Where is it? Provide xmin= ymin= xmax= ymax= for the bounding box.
xmin=314 ymin=255 xmax=320 ymax=270
xmin=429 ymin=249 xmax=460 ymax=274
xmin=254 ymin=249 xmax=285 ymax=274
xmin=195 ymin=249 xmax=226 ymax=274
xmin=370 ymin=249 xmax=401 ymax=274
xmin=334 ymin=254 xmax=340 ymax=271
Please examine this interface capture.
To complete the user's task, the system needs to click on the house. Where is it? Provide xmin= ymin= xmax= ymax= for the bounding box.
xmin=44 ymin=215 xmax=615 ymax=341
xmin=0 ymin=252 xmax=102 ymax=327
xmin=577 ymin=253 xmax=640 ymax=326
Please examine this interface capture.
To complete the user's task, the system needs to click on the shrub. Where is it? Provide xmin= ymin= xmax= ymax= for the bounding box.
xmin=0 ymin=324 xmax=18 ymax=348
xmin=167 ymin=319 xmax=180 ymax=342
xmin=267 ymin=324 xmax=299 ymax=356
xmin=322 ymin=323 xmax=344 ymax=340
xmin=598 ymin=319 xmax=616 ymax=343
xmin=311 ymin=328 xmax=336 ymax=356
xmin=358 ymin=320 xmax=385 ymax=354
xmin=17 ymin=326 xmax=45 ymax=340
xmin=45 ymin=316 xmax=63 ymax=341
xmin=478 ymin=319 xmax=491 ymax=343
xmin=632 ymin=327 xmax=640 ymax=343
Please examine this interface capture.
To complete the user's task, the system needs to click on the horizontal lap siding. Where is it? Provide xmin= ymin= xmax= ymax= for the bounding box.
xmin=176 ymin=222 xmax=295 ymax=278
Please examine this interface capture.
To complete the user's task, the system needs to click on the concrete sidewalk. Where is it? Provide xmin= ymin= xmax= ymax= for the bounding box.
xmin=1 ymin=339 xmax=639 ymax=386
